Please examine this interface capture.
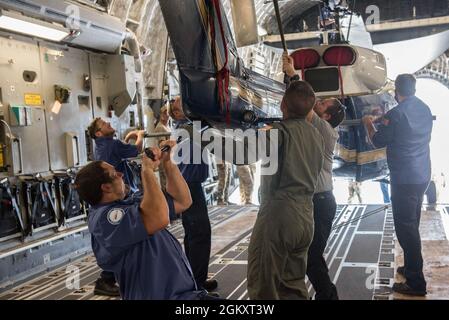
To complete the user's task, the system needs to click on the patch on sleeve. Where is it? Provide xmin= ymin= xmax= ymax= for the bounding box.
xmin=107 ymin=208 xmax=125 ymax=225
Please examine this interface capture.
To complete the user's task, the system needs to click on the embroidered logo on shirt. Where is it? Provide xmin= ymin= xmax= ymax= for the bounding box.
xmin=107 ymin=208 xmax=125 ymax=225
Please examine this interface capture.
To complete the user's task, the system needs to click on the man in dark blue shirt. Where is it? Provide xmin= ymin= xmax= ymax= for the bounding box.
xmin=88 ymin=118 xmax=145 ymax=192
xmin=75 ymin=142 xmax=217 ymax=299
xmin=87 ymin=118 xmax=145 ymax=296
xmin=363 ymin=74 xmax=433 ymax=296
xmin=170 ymin=97 xmax=217 ymax=293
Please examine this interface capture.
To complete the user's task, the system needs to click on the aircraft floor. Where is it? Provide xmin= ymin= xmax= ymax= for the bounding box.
xmin=1 ymin=205 xmax=448 ymax=300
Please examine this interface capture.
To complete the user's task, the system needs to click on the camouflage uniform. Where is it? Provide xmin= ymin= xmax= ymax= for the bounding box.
xmin=237 ymin=164 xmax=256 ymax=204
xmin=348 ymin=181 xmax=362 ymax=204
xmin=216 ymin=162 xmax=231 ymax=205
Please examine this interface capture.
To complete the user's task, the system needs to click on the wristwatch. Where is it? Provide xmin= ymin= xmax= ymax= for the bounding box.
xmin=290 ymin=74 xmax=300 ymax=81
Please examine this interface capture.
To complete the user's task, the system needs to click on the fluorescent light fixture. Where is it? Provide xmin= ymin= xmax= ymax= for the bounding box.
xmin=0 ymin=10 xmax=70 ymax=42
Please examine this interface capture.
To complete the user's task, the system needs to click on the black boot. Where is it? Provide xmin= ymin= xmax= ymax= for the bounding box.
xmin=392 ymin=282 xmax=427 ymax=296
xmin=202 ymin=279 xmax=218 ymax=291
xmin=94 ymin=278 xmax=120 ymax=297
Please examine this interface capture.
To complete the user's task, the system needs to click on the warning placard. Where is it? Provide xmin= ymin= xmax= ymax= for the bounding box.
xmin=25 ymin=94 xmax=42 ymax=106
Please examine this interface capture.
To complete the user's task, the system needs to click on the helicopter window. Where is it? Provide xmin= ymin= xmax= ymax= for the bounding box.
xmin=305 ymin=68 xmax=339 ymax=92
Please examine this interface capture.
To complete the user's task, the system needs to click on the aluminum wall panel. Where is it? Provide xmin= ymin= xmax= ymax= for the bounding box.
xmin=39 ymin=44 xmax=93 ymax=170
xmin=0 ymin=37 xmax=50 ymax=175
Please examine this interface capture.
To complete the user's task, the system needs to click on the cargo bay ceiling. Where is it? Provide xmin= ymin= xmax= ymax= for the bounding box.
xmin=5 ymin=0 xmax=447 ymax=102
xmin=264 ymin=0 xmax=449 ymax=34
xmin=73 ymin=0 xmax=449 ymax=36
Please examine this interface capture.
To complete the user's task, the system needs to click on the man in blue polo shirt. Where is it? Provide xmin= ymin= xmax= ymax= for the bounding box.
xmin=86 ymin=118 xmax=145 ymax=296
xmin=88 ymin=118 xmax=145 ymax=192
xmin=363 ymin=74 xmax=433 ymax=296
xmin=75 ymin=141 xmax=217 ymax=299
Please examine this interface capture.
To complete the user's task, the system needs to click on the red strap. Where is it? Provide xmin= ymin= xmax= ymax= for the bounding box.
xmin=300 ymin=57 xmax=305 ymax=81
xmin=338 ymin=64 xmax=344 ymax=98
xmin=211 ymin=0 xmax=231 ymax=125
xmin=336 ymin=47 xmax=345 ymax=99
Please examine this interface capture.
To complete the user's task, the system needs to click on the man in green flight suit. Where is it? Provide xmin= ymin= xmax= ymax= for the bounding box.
xmin=247 ymin=80 xmax=324 ymax=300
